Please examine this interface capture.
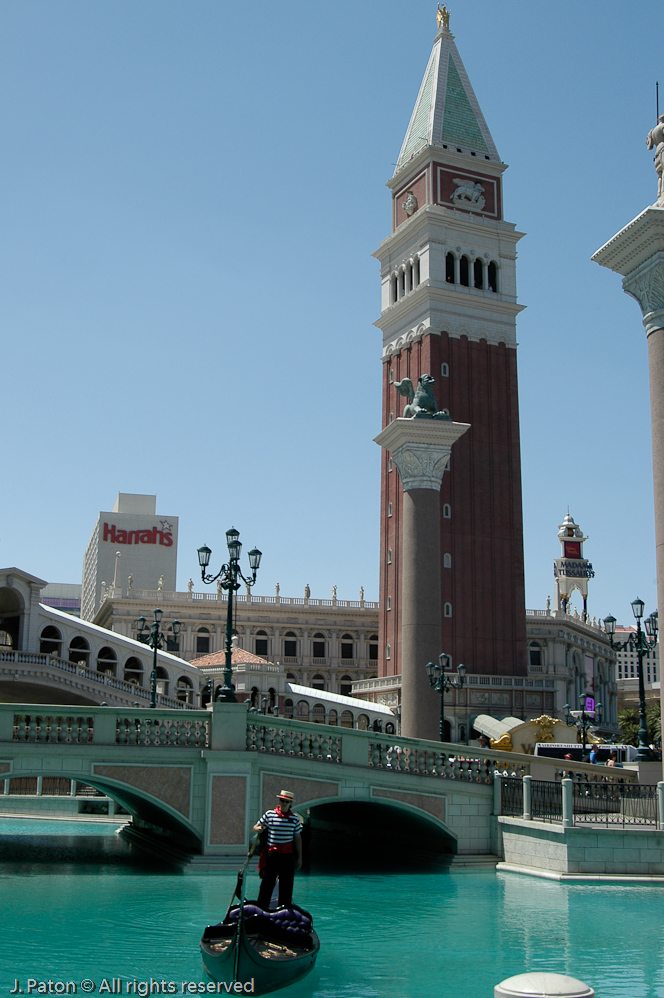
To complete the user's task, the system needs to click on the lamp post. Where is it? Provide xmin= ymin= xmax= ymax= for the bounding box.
xmin=136 ymin=608 xmax=181 ymax=709
xmin=197 ymin=526 xmax=262 ymax=703
xmin=604 ymin=599 xmax=658 ymax=761
xmin=425 ymin=653 xmax=466 ymax=742
xmin=563 ymin=696 xmax=602 ymax=758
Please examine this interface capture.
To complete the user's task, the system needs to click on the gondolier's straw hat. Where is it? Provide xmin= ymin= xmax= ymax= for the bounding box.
xmin=277 ymin=790 xmax=294 ymax=801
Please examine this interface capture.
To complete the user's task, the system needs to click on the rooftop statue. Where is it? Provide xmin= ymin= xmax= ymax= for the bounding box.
xmin=646 ymin=114 xmax=664 ymax=204
xmin=395 ymin=373 xmax=451 ymax=419
xmin=436 ymin=4 xmax=450 ymax=30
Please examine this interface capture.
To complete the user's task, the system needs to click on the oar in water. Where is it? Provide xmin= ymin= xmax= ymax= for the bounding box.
xmin=224 ymin=833 xmax=260 ymax=921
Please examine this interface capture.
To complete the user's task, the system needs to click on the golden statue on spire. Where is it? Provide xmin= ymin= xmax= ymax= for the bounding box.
xmin=437 ymin=4 xmax=450 ymax=30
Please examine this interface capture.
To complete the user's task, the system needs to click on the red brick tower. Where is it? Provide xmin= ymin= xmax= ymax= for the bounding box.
xmin=375 ymin=17 xmax=527 ymax=692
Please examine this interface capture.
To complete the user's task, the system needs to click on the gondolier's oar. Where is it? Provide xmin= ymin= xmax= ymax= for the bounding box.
xmin=224 ymin=833 xmax=260 ymax=921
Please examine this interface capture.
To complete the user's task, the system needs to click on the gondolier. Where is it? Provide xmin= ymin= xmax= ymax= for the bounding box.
xmin=253 ymin=789 xmax=302 ymax=910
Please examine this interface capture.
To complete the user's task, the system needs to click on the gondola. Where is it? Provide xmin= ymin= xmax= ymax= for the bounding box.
xmin=200 ymin=844 xmax=319 ymax=995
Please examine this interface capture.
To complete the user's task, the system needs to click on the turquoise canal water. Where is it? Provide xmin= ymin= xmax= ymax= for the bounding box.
xmin=1 ymin=819 xmax=664 ymax=998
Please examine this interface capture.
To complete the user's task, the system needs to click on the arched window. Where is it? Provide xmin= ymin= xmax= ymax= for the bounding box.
xmin=176 ymin=677 xmax=193 ymax=703
xmin=0 ymin=629 xmax=12 ymax=648
xmin=387 ymin=548 xmax=392 ymax=564
xmin=357 ymin=714 xmax=370 ymax=731
xmin=473 ymin=259 xmax=483 ymax=289
xmin=328 ymin=709 xmax=338 ymax=726
xmin=459 ymin=724 xmax=466 ymax=743
xmin=340 ymin=675 xmax=353 ymax=696
xmin=444 ymin=602 xmax=453 ymax=618
xmin=284 ymin=699 xmax=294 ymax=719
xmin=389 ymin=368 xmax=394 ymax=384
xmin=341 ymin=634 xmax=354 ymax=659
xmin=312 ymin=633 xmax=326 ymax=659
xmin=414 ymin=257 xmax=421 ymax=287
xmin=312 ymin=703 xmax=325 ymax=724
xmin=391 ymin=274 xmax=398 ymax=303
xmin=445 ymin=252 xmax=455 ymax=284
xmin=40 ymin=625 xmax=62 ymax=657
xmin=284 ymin=631 xmax=297 ymax=657
xmin=386 ymin=644 xmax=391 ymax=660
xmin=459 ymin=255 xmax=469 ymax=287
xmin=312 ymin=674 xmax=325 ymax=690
xmin=196 ymin=627 xmax=210 ymax=655
xmin=388 ymin=502 xmax=393 ymax=517
xmin=68 ymin=636 xmax=90 ymax=668
xmin=96 ymin=646 xmax=117 ymax=676
xmin=369 ymin=634 xmax=378 ymax=661
xmin=255 ymin=630 xmax=268 ymax=656
xmin=529 ymin=642 xmax=542 ymax=667
xmin=268 ymin=687 xmax=276 ymax=711
xmin=400 ymin=269 xmax=406 ymax=297
xmin=340 ymin=710 xmax=354 ymax=729
xmin=251 ymin=686 xmax=259 ymax=708
xmin=488 ymin=261 xmax=498 ymax=292
xmin=443 ymin=504 xmax=451 ymax=518
xmin=443 ymin=553 xmax=452 ymax=568
xmin=296 ymin=700 xmax=309 ymax=721
xmin=387 ymin=596 xmax=392 ymax=610
xmin=123 ymin=656 xmax=143 ymax=684
xmin=441 ymin=362 xmax=449 ymax=377
xmin=286 ymin=672 xmax=297 ymax=683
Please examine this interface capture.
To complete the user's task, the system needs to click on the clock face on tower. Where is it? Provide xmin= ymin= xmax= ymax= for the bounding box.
xmin=564 ymin=541 xmax=581 ymax=559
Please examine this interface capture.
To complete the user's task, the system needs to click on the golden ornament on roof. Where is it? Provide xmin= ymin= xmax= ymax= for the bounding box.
xmin=437 ymin=4 xmax=450 ymax=30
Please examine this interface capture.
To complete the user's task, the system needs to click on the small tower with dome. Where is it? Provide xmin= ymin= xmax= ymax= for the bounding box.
xmin=554 ymin=513 xmax=595 ymax=619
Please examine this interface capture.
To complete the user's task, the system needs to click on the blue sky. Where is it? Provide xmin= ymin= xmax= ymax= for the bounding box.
xmin=1 ymin=1 xmax=661 ymax=627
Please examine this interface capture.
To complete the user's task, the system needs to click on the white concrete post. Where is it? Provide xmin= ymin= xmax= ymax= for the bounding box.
xmin=493 ymin=774 xmax=502 ymax=815
xmin=562 ymin=777 xmax=573 ymax=828
xmin=36 ymin=776 xmax=42 ymax=796
xmin=3 ymin=779 xmax=9 ymax=795
xmin=495 ymin=973 xmax=594 ymax=998
xmin=522 ymin=775 xmax=532 ymax=820
xmin=657 ymin=781 xmax=664 ymax=829
xmin=208 ymin=702 xmax=247 ymax=751
xmin=70 ymin=780 xmax=77 ymax=797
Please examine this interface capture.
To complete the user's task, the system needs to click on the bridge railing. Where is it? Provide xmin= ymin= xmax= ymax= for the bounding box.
xmin=244 ymin=714 xmax=619 ymax=785
xmin=0 ymin=650 xmax=191 ymax=710
xmin=1 ymin=704 xmax=210 ymax=747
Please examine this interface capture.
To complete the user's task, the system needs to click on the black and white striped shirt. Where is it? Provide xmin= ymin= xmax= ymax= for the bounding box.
xmin=258 ymin=808 xmax=302 ymax=847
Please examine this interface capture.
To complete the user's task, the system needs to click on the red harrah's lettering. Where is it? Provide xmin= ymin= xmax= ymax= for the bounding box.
xmin=103 ymin=523 xmax=173 ymax=547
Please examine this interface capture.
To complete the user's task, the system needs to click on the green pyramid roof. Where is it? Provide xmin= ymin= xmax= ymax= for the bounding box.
xmin=396 ymin=27 xmax=499 ymax=174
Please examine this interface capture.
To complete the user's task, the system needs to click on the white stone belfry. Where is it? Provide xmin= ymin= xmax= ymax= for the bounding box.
xmin=553 ymin=513 xmax=595 ymax=619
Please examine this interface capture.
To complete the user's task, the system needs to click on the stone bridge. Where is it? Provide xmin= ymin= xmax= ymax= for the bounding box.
xmin=0 ymin=702 xmax=613 ymax=869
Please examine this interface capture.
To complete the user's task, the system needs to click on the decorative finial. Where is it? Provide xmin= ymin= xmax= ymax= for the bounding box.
xmin=436 ymin=4 xmax=450 ymax=31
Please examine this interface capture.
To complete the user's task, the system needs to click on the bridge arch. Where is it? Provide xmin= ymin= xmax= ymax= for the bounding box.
xmin=3 ymin=764 xmax=202 ymax=852
xmin=297 ymin=793 xmax=457 ymax=870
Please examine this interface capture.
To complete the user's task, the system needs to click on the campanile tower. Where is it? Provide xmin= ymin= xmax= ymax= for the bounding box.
xmin=375 ymin=12 xmax=527 ymax=687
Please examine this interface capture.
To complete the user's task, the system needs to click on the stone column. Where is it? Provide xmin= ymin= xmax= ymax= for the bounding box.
xmin=374 ymin=416 xmax=470 ymax=740
xmin=593 ymin=209 xmax=664 ymax=777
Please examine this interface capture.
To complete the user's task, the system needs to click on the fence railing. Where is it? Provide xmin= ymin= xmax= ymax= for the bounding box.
xmin=500 ymin=775 xmax=664 ymax=828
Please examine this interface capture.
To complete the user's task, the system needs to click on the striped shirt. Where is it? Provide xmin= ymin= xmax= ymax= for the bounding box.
xmin=258 ymin=808 xmax=302 ymax=848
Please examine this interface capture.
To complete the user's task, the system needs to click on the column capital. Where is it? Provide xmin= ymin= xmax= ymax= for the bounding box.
xmin=374 ymin=417 xmax=470 ymax=491
xmin=623 ymin=254 xmax=664 ymax=335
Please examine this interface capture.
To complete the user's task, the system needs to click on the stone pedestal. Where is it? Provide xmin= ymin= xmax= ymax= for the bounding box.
xmin=374 ymin=417 xmax=470 ymax=740
xmin=592 ymin=206 xmax=664 ymax=781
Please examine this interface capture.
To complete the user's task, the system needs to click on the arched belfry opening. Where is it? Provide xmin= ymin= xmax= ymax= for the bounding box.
xmin=303 ymin=799 xmax=456 ymax=871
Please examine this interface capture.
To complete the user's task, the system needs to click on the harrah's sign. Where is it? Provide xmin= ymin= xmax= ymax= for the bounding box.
xmin=103 ymin=523 xmax=173 ymax=547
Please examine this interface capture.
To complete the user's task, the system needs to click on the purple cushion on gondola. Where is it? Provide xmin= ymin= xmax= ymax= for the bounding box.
xmin=221 ymin=903 xmax=314 ymax=949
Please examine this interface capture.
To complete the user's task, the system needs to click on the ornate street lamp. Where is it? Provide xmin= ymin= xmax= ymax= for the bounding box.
xmin=197 ymin=527 xmax=262 ymax=703
xmin=604 ymin=600 xmax=658 ymax=761
xmin=136 ymin=608 xmax=181 ymax=709
xmin=563 ymin=696 xmax=602 ymax=758
xmin=425 ymin=652 xmax=466 ymax=742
